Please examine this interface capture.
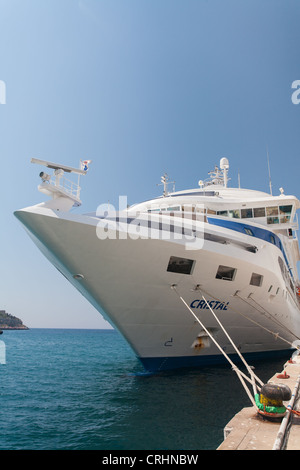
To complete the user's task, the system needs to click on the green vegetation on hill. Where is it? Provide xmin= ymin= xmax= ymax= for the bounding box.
xmin=0 ymin=310 xmax=28 ymax=329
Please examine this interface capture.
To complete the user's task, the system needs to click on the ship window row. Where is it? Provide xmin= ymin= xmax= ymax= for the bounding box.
xmin=166 ymin=257 xmax=295 ymax=301
xmin=215 ymin=264 xmax=294 ymax=297
xmin=148 ymin=206 xmax=181 ymax=212
xmin=214 ymin=205 xmax=293 ymax=224
xmin=215 ymin=266 xmax=265 ymax=287
xmin=148 ymin=204 xmax=293 ymax=225
xmin=167 ymin=259 xmax=264 ymax=287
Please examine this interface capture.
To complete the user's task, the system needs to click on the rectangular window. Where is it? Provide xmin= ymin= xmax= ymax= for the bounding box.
xmin=280 ymin=215 xmax=291 ymax=224
xmin=167 ymin=256 xmax=195 ymax=275
xmin=253 ymin=207 xmax=266 ymax=217
xmin=228 ymin=210 xmax=240 ymax=218
xmin=279 ymin=205 xmax=292 ymax=215
xmin=266 ymin=206 xmax=279 ymax=216
xmin=217 ymin=210 xmax=228 ymax=216
xmin=241 ymin=208 xmax=253 ymax=218
xmin=196 ymin=207 xmax=206 ymax=214
xmin=279 ymin=205 xmax=292 ymax=224
xmin=278 ymin=257 xmax=286 ymax=277
xmin=250 ymin=273 xmax=263 ymax=287
xmin=216 ymin=265 xmax=236 ymax=281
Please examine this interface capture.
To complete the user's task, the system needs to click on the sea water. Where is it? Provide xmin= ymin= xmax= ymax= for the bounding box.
xmin=0 ymin=328 xmax=290 ymax=450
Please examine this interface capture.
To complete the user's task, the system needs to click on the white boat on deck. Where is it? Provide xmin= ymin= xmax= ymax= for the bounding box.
xmin=15 ymin=157 xmax=300 ymax=371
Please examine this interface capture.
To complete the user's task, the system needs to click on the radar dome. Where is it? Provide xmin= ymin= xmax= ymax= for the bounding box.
xmin=220 ymin=157 xmax=229 ymax=169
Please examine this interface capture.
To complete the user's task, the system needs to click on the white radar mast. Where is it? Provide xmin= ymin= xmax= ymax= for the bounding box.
xmin=31 ymin=158 xmax=90 ymax=209
xmin=220 ymin=157 xmax=229 ymax=188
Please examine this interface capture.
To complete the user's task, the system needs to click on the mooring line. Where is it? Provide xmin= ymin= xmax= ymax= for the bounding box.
xmin=171 ymin=284 xmax=263 ymax=408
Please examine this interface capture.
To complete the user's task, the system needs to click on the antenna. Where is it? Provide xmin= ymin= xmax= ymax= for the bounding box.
xmin=157 ymin=173 xmax=175 ymax=197
xmin=31 ymin=158 xmax=87 ymax=175
xmin=266 ymin=147 xmax=273 ymax=195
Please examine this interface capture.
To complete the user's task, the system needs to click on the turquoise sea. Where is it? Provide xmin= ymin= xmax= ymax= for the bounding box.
xmin=0 ymin=328 xmax=290 ymax=451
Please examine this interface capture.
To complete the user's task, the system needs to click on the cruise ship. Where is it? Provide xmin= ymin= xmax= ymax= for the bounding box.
xmin=14 ymin=157 xmax=300 ymax=371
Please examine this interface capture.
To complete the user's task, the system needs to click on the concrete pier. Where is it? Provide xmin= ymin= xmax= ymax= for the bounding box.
xmin=218 ymin=352 xmax=300 ymax=450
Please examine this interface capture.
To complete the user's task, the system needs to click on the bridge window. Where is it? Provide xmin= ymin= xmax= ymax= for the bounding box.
xmin=241 ymin=208 xmax=253 ymax=218
xmin=266 ymin=206 xmax=279 ymax=224
xmin=253 ymin=207 xmax=266 ymax=217
xmin=229 ymin=210 xmax=240 ymax=218
xmin=279 ymin=205 xmax=292 ymax=223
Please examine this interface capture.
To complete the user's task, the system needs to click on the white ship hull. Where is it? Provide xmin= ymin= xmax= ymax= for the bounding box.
xmin=15 ymin=202 xmax=300 ymax=371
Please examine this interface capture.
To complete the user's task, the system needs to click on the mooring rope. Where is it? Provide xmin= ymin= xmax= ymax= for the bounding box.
xmin=272 ymin=373 xmax=300 ymax=450
xmin=171 ymin=284 xmax=263 ymax=408
xmin=194 ymin=282 xmax=300 ymax=350
xmin=244 ymin=293 xmax=300 ymax=342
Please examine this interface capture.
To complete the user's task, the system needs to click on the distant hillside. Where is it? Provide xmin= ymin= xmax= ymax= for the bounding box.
xmin=0 ymin=310 xmax=29 ymax=330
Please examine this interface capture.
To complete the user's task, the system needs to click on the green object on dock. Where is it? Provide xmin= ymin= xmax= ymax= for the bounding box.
xmin=255 ymin=393 xmax=286 ymax=415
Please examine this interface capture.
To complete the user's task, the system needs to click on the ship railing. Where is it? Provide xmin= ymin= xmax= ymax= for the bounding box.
xmin=44 ymin=173 xmax=81 ymax=200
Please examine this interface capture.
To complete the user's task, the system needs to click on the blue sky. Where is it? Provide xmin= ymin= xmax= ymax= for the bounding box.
xmin=1 ymin=0 xmax=300 ymax=328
